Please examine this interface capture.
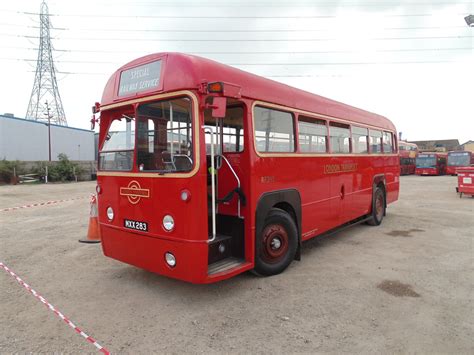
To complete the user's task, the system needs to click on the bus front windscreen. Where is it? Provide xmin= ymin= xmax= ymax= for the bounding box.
xmin=136 ymin=97 xmax=194 ymax=173
xmin=448 ymin=152 xmax=470 ymax=166
xmin=416 ymin=155 xmax=436 ymax=168
xmin=99 ymin=115 xmax=135 ymax=171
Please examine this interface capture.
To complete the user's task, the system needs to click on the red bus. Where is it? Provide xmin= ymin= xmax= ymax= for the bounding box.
xmin=447 ymin=151 xmax=474 ymax=175
xmin=415 ymin=152 xmax=447 ymax=176
xmin=398 ymin=141 xmax=418 ymax=175
xmin=95 ymin=53 xmax=399 ymax=283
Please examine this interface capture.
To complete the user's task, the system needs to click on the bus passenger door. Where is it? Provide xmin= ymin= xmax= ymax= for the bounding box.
xmin=204 ymin=99 xmax=247 ymax=267
xmin=205 ymin=104 xmax=246 ymax=218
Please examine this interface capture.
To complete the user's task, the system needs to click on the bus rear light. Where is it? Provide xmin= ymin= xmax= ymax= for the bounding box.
xmin=180 ymin=189 xmax=191 ymax=202
xmin=208 ymin=82 xmax=224 ymax=93
xmin=165 ymin=252 xmax=176 ymax=267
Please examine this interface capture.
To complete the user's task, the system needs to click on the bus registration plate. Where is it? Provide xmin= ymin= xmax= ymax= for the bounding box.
xmin=124 ymin=219 xmax=148 ymax=232
xmin=463 ymin=177 xmax=472 ymax=184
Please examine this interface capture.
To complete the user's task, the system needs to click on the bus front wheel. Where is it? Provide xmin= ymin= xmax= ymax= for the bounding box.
xmin=254 ymin=208 xmax=298 ymax=276
xmin=367 ymin=186 xmax=385 ymax=226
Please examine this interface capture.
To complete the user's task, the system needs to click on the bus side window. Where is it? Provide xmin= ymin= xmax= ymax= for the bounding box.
xmin=329 ymin=122 xmax=350 ymax=153
xmin=352 ymin=126 xmax=368 ymax=154
xmin=369 ymin=130 xmax=382 ymax=153
xmin=254 ymin=106 xmax=295 ymax=153
xmin=383 ymin=131 xmax=394 ymax=153
xmin=298 ymin=116 xmax=327 ymax=153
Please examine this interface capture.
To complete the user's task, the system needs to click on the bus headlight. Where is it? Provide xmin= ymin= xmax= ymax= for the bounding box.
xmin=106 ymin=206 xmax=114 ymax=221
xmin=180 ymin=189 xmax=191 ymax=202
xmin=165 ymin=252 xmax=176 ymax=267
xmin=163 ymin=215 xmax=175 ymax=231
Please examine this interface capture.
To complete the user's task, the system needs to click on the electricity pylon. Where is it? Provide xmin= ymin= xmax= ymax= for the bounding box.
xmin=25 ymin=0 xmax=67 ymax=126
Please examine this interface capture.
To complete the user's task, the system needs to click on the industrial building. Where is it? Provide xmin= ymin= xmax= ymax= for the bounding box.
xmin=460 ymin=140 xmax=474 ymax=152
xmin=408 ymin=139 xmax=460 ymax=152
xmin=0 ymin=114 xmax=95 ymax=161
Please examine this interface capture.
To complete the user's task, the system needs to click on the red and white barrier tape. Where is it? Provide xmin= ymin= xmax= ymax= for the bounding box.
xmin=0 ymin=196 xmax=87 ymax=212
xmin=0 ymin=262 xmax=110 ymax=354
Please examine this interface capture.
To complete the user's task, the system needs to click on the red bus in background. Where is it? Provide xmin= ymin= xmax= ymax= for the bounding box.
xmin=399 ymin=141 xmax=418 ymax=175
xmin=415 ymin=152 xmax=447 ymax=176
xmin=447 ymin=151 xmax=474 ymax=175
xmin=94 ymin=53 xmax=399 ymax=284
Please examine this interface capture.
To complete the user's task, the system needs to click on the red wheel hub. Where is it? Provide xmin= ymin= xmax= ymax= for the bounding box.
xmin=261 ymin=224 xmax=289 ymax=264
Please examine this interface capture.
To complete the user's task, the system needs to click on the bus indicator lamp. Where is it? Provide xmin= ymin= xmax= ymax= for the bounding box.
xmin=106 ymin=206 xmax=114 ymax=221
xmin=163 ymin=215 xmax=175 ymax=231
xmin=96 ymin=185 xmax=102 ymax=194
xmin=208 ymin=82 xmax=224 ymax=93
xmin=165 ymin=252 xmax=176 ymax=267
xmin=180 ymin=189 xmax=191 ymax=202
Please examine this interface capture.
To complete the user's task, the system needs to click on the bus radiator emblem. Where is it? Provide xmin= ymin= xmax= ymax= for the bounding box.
xmin=120 ymin=180 xmax=150 ymax=204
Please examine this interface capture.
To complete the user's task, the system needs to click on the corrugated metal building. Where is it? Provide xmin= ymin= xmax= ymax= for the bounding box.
xmin=0 ymin=114 xmax=95 ymax=161
xmin=408 ymin=139 xmax=460 ymax=152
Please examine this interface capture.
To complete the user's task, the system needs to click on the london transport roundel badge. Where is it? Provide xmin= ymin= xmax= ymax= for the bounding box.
xmin=119 ymin=180 xmax=150 ymax=205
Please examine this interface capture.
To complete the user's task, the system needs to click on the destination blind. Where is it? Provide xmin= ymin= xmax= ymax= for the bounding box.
xmin=118 ymin=60 xmax=161 ymax=97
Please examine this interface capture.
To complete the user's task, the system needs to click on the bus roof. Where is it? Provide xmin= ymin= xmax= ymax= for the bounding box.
xmin=418 ymin=152 xmax=447 ymax=157
xmin=101 ymin=52 xmax=396 ymax=131
xmin=448 ymin=150 xmax=471 ymax=154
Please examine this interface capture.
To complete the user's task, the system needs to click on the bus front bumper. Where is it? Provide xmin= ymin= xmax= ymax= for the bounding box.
xmin=100 ymin=225 xmax=210 ymax=283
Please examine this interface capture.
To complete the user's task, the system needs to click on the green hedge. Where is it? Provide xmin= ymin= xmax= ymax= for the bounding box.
xmin=1 ymin=154 xmax=83 ymax=183
xmin=0 ymin=159 xmax=22 ymax=183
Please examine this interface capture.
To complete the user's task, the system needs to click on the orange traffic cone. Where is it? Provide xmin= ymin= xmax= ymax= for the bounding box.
xmin=79 ymin=194 xmax=101 ymax=243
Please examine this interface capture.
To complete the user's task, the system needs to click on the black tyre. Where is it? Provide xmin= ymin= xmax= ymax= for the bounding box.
xmin=254 ymin=208 xmax=298 ymax=276
xmin=367 ymin=186 xmax=385 ymax=226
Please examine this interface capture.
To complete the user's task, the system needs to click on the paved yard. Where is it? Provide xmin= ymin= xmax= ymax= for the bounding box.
xmin=0 ymin=177 xmax=473 ymax=353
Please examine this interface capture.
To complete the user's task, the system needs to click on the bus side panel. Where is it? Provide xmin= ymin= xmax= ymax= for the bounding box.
xmin=347 ymin=157 xmax=374 ymax=222
xmin=250 ymin=154 xmax=399 ymax=241
xmin=251 ymin=156 xmax=336 ymax=239
xmin=385 ymin=155 xmax=400 ymax=204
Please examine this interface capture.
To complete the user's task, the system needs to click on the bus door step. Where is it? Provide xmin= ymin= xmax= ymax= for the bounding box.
xmin=208 ymin=234 xmax=233 ymax=264
xmin=208 ymin=257 xmax=245 ymax=275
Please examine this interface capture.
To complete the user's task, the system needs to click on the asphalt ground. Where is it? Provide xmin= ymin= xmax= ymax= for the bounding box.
xmin=0 ymin=176 xmax=473 ymax=353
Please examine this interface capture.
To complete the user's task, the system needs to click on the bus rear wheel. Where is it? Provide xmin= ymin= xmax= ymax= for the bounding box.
xmin=254 ymin=208 xmax=297 ymax=276
xmin=367 ymin=186 xmax=385 ymax=226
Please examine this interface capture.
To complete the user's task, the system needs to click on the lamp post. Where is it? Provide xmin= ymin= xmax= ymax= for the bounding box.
xmin=44 ymin=101 xmax=52 ymax=162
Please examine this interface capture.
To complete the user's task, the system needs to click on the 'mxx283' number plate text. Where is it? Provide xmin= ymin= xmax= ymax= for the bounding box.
xmin=124 ymin=219 xmax=148 ymax=232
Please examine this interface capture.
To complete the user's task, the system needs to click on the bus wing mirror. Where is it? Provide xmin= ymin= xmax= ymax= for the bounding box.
xmin=211 ymin=97 xmax=226 ymax=118
xmin=91 ymin=115 xmax=99 ymax=130
xmin=91 ymin=115 xmax=96 ymax=130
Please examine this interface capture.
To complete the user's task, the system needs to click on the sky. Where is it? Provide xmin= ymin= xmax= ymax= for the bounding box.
xmin=0 ymin=0 xmax=473 ymax=143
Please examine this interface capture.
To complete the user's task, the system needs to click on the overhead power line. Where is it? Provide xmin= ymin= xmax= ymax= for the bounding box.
xmin=0 ymin=24 xmax=468 ymax=32
xmin=3 ymin=33 xmax=472 ymax=41
xmin=2 ymin=1 xmax=472 ymax=9
xmin=4 ymin=58 xmax=464 ymax=66
xmin=2 ymin=46 xmax=473 ymax=54
xmin=17 ymin=11 xmax=468 ymax=19
xmin=13 ymin=1 xmax=472 ymax=6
